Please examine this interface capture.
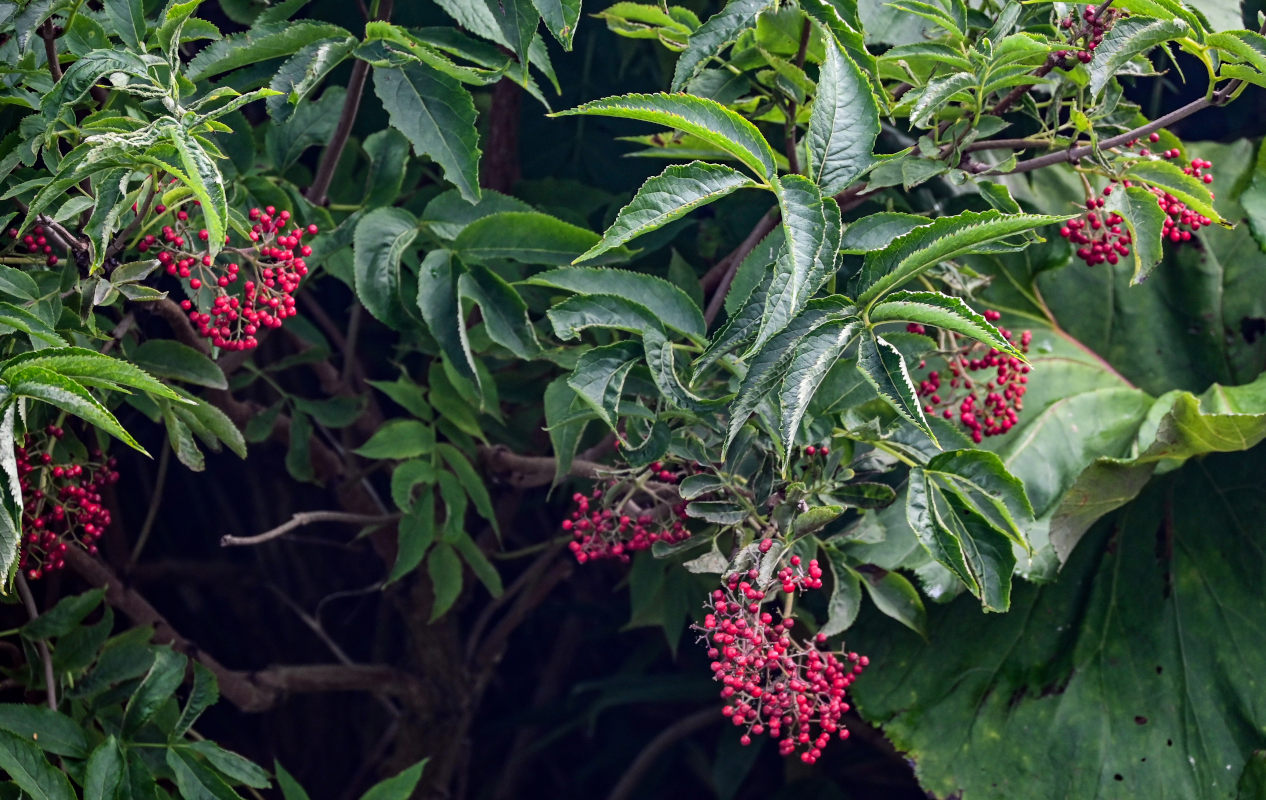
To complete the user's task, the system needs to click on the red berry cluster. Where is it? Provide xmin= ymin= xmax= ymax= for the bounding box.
xmin=1055 ymin=4 xmax=1123 ymax=65
xmin=699 ymin=553 xmax=867 ymax=763
xmin=1060 ymin=135 xmax=1215 ymax=267
xmin=15 ymin=427 xmax=118 ymax=580
xmin=5 ymin=224 xmax=59 ymax=266
xmin=911 ymin=310 xmax=1032 ymax=443
xmin=139 ymin=202 xmax=316 ymax=351
xmin=562 ymin=462 xmax=691 ymax=563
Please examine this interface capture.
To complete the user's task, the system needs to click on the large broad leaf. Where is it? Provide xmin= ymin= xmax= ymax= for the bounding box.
xmin=0 ymin=730 xmax=75 ymax=800
xmin=578 ymin=161 xmax=757 ymax=261
xmin=853 ymin=447 xmax=1266 ymax=800
xmin=1087 ymin=16 xmax=1191 ymax=96
xmin=851 ymin=210 xmax=1063 ymax=309
xmin=186 ymin=21 xmax=353 ymax=80
xmin=373 ymin=61 xmax=481 ymax=203
xmin=554 ymin=93 xmax=778 ymax=181
xmin=527 ymin=266 xmax=705 ymax=339
xmin=547 ymin=294 xmax=663 ymax=340
xmin=670 ymin=0 xmax=773 ymax=90
xmin=354 ymin=207 xmax=419 ymax=329
xmin=0 ymin=347 xmax=179 ymax=401
xmin=749 ymin=174 xmax=842 ymax=354
xmin=806 ymin=35 xmax=878 ymax=195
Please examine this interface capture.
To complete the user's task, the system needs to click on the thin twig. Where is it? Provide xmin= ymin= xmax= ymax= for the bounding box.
xmin=605 ymin=708 xmax=719 ymax=800
xmin=221 ymin=510 xmax=398 ymax=547
xmin=306 ymin=0 xmax=394 ymax=206
xmin=15 ymin=574 xmax=57 ymax=710
xmin=130 ymin=444 xmax=171 ymax=565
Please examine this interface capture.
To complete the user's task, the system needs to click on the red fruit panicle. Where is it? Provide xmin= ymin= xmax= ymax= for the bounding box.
xmin=564 ymin=461 xmax=693 ymax=563
xmin=698 ymin=554 xmax=866 ymax=763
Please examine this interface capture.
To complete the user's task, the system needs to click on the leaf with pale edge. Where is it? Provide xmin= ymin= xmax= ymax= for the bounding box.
xmin=855 ymin=328 xmax=933 ymax=440
xmin=869 ymin=291 xmax=1023 ymax=358
xmin=671 ymin=0 xmax=773 ymax=90
xmin=807 ymin=36 xmax=879 ymax=194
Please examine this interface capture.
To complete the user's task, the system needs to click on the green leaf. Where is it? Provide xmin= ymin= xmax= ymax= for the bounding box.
xmin=104 ymin=0 xmax=146 ymax=50
xmin=391 ymin=460 xmax=437 ymax=511
xmin=671 ymin=0 xmax=772 ymax=89
xmin=926 ymin=449 xmax=1033 ymax=541
xmin=578 ymin=162 xmax=757 ymax=261
xmin=455 ymin=211 xmax=621 ymax=265
xmin=353 ymin=207 xmax=419 ymax=329
xmin=457 ymin=264 xmax=540 ymax=358
xmin=0 ymin=347 xmax=180 ymax=401
xmin=360 ymin=128 xmax=412 ymax=209
xmin=452 ymin=533 xmax=503 ymax=596
xmin=1088 ymin=16 xmax=1190 ymax=96
xmin=417 ymin=250 xmax=478 ymax=384
xmin=820 ymin=551 xmax=862 ymax=636
xmin=1209 ymin=30 xmax=1266 ymax=74
xmin=852 ymin=449 xmax=1266 ymax=800
xmin=166 ymin=747 xmax=241 ymax=800
xmin=554 ymin=93 xmax=778 ymax=181
xmin=685 ymin=500 xmax=747 ymax=524
xmin=354 ymin=420 xmax=435 ymax=459
xmin=1238 ymin=752 xmax=1266 ymax=800
xmin=285 ymin=410 xmax=315 ymax=482
xmin=794 ymin=505 xmax=845 ymax=534
xmin=528 ymin=266 xmax=705 ymax=339
xmin=187 ymin=742 xmax=270 ymax=789
xmin=165 ymin=403 xmax=205 ymax=472
xmin=83 ymin=737 xmax=124 ymax=800
xmin=852 ymin=209 xmax=1062 ymax=309
xmin=0 ymin=729 xmax=74 ymax=800
xmin=5 ymin=367 xmax=145 ymax=452
xmin=778 ymin=319 xmax=862 ymax=457
xmin=369 ymin=378 xmax=432 ymax=420
xmin=1125 ymin=159 xmax=1226 ymax=227
xmin=0 ymin=302 xmax=68 ymax=347
xmin=373 ymin=60 xmax=481 ymax=203
xmin=906 ymin=468 xmax=1016 ymax=611
xmin=855 ymin=328 xmax=933 ymax=439
xmin=567 ymin=341 xmax=641 ymax=430
xmin=543 ymin=377 xmax=588 ymax=485
xmin=421 ymin=189 xmax=534 ymax=240
xmin=547 ymin=294 xmax=663 ymax=340
xmin=186 ymin=21 xmax=353 ymax=80
xmin=266 ymin=37 xmax=359 ymax=122
xmin=831 ymin=481 xmax=897 ymax=509
xmin=275 ymin=762 xmax=311 ymax=800
xmin=156 ymin=1 xmax=205 ymax=57
xmin=427 ymin=542 xmax=463 ymax=621
xmin=123 ymin=649 xmax=187 ymax=734
xmin=1103 ymin=184 xmax=1168 ymax=284
xmin=40 ymin=51 xmax=155 ymax=121
xmin=437 ymin=443 xmax=498 ymax=535
xmin=130 ymin=340 xmax=226 ymax=389
xmin=389 ymin=493 xmax=436 ymax=583
xmin=678 ymin=473 xmax=726 ymax=499
xmin=909 ymin=72 xmax=975 ymax=128
xmin=751 ymin=175 xmax=842 ymax=354
xmin=858 ymin=567 xmax=925 ymax=636
xmin=532 ymin=0 xmax=581 ymax=48
xmin=359 ymin=759 xmax=427 ymax=800
xmin=487 ymin=0 xmax=537 ymax=70
xmin=0 ymin=706 xmax=88 ymax=758
xmin=19 ymin=588 xmax=104 ymax=640
xmin=807 ymin=35 xmax=879 ymax=195
xmin=869 ymin=291 xmax=1023 ymax=358
xmin=174 ymin=663 xmax=219 ymax=739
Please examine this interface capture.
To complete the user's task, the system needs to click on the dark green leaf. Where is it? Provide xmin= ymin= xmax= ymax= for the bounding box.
xmin=855 ymin=328 xmax=933 ymax=439
xmin=417 ymin=250 xmax=478 ymax=384
xmin=359 ymin=759 xmax=427 ymax=800
xmin=427 ymin=542 xmax=463 ymax=621
xmin=187 ymin=742 xmax=270 ymax=789
xmin=567 ymin=341 xmax=641 ymax=430
xmin=1088 ymin=16 xmax=1190 ymax=95
xmin=671 ymin=0 xmax=773 ymax=90
xmin=174 ymin=663 xmax=219 ymax=739
xmin=0 ymin=729 xmax=74 ymax=800
xmin=166 ymin=747 xmax=242 ymax=800
xmin=123 ymin=649 xmax=186 ymax=734
xmin=389 ymin=493 xmax=436 ymax=583
xmin=83 ymin=737 xmax=124 ymax=800
xmin=820 ymin=551 xmax=862 ymax=636
xmin=186 ymin=21 xmax=353 ymax=80
xmin=455 ymin=212 xmax=621 ymax=265
xmin=458 ymin=264 xmax=540 ymax=357
xmin=6 ymin=367 xmax=144 ymax=452
xmin=529 ymin=266 xmax=705 ymax=339
xmin=532 ymin=0 xmax=581 ymax=48
xmin=130 ymin=340 xmax=226 ymax=389
xmin=353 ymin=207 xmax=419 ymax=329
xmin=778 ymin=319 xmax=861 ymax=458
xmin=858 ymin=567 xmax=926 ymax=636
xmin=807 ymin=36 xmax=878 ymax=194
xmin=354 ymin=420 xmax=435 ymax=459
xmin=0 ymin=706 xmax=88 ymax=758
xmin=869 ymin=291 xmax=1023 ymax=358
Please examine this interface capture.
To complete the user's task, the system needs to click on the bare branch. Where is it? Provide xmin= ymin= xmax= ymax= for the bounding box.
xmin=15 ymin=574 xmax=57 ymax=710
xmin=221 ymin=510 xmax=399 ymax=547
xmin=606 ymin=708 xmax=718 ymax=800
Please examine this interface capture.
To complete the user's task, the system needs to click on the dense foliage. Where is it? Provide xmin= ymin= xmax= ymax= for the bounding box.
xmin=1 ymin=0 xmax=1266 ymax=797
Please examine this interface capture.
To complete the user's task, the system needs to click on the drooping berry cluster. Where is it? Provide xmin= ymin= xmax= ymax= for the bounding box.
xmin=1060 ymin=134 xmax=1215 ymax=267
xmin=138 ymin=201 xmax=316 ymax=351
xmin=911 ymin=310 xmax=1032 ymax=443
xmin=5 ymin=224 xmax=60 ymax=266
xmin=1055 ymin=3 xmax=1124 ymax=65
xmin=562 ymin=462 xmax=692 ymax=563
xmin=15 ymin=428 xmax=119 ymax=580
xmin=699 ymin=553 xmax=867 ymax=763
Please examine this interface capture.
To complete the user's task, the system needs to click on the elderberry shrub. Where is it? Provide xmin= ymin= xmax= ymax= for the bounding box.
xmin=137 ymin=200 xmax=317 ymax=351
xmin=15 ymin=427 xmax=119 ymax=581
xmin=1060 ymin=133 xmax=1215 ymax=267
xmin=910 ymin=310 xmax=1033 ymax=442
xmin=561 ymin=460 xmax=691 ymax=562
xmin=699 ymin=549 xmax=867 ymax=763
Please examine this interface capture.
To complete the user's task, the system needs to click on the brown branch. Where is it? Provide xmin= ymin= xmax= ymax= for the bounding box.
xmin=39 ymin=20 xmax=62 ymax=82
xmin=703 ymin=208 xmax=781 ymax=326
xmin=15 ymin=574 xmax=57 ymax=710
xmin=481 ymin=79 xmax=523 ymax=193
xmin=306 ymin=0 xmax=395 ymax=206
xmin=221 ymin=511 xmax=398 ymax=547
xmin=61 ymin=546 xmax=422 ymax=712
xmin=605 ymin=708 xmax=719 ymax=800
xmin=477 ymin=444 xmax=608 ymax=489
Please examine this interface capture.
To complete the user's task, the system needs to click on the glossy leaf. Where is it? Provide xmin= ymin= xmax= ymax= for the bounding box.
xmin=4 ymin=367 xmax=145 ymax=453
xmin=807 ymin=36 xmax=878 ymax=194
xmin=1125 ymin=159 xmax=1226 ymax=227
xmin=547 ymin=294 xmax=662 ymax=340
xmin=778 ymin=319 xmax=862 ymax=458
xmin=554 ymin=93 xmax=778 ymax=181
xmin=0 ymin=706 xmax=89 ymax=758
xmin=528 ymin=266 xmax=705 ymax=338
xmin=671 ymin=0 xmax=773 ymax=90
xmin=532 ymin=0 xmax=582 ymax=48
xmin=579 ymin=161 xmax=756 ymax=261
